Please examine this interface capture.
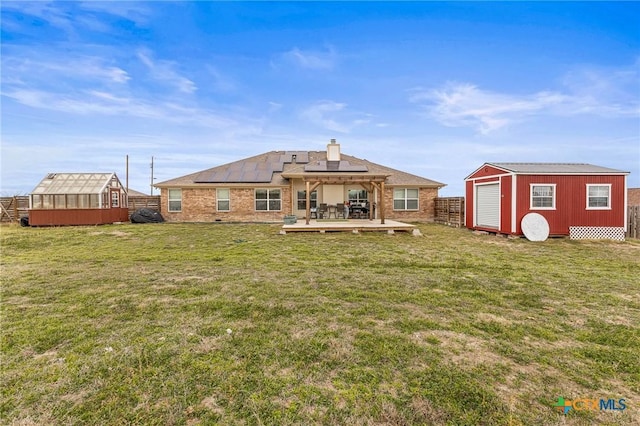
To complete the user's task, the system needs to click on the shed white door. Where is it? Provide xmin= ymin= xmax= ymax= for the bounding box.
xmin=475 ymin=183 xmax=500 ymax=228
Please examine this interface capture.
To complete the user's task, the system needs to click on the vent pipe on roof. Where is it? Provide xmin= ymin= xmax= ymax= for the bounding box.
xmin=327 ymin=139 xmax=341 ymax=161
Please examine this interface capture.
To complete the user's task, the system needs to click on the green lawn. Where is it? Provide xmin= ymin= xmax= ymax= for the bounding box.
xmin=1 ymin=223 xmax=638 ymax=425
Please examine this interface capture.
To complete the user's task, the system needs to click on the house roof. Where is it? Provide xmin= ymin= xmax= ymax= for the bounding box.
xmin=155 ymin=150 xmax=445 ymax=188
xmin=30 ymin=173 xmax=122 ymax=195
xmin=465 ymin=162 xmax=629 ymax=180
xmin=486 ymin=162 xmax=629 ymax=174
xmin=126 ymin=188 xmax=150 ymax=196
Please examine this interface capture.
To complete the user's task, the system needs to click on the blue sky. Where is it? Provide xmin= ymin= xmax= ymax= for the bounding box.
xmin=2 ymin=1 xmax=639 ymax=196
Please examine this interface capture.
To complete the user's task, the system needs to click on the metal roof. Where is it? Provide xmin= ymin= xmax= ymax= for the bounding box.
xmin=31 ymin=173 xmax=120 ymax=195
xmin=487 ymin=163 xmax=629 ymax=174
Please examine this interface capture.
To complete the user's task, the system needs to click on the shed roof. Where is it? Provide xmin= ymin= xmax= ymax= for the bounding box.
xmin=486 ymin=163 xmax=629 ymax=174
xmin=155 ymin=150 xmax=445 ymax=188
xmin=31 ymin=173 xmax=121 ymax=195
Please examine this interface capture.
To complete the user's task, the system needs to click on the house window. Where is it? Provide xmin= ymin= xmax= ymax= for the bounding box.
xmin=530 ymin=184 xmax=556 ymax=209
xmin=348 ymin=189 xmax=368 ymax=204
xmin=217 ymin=188 xmax=230 ymax=211
xmin=255 ymin=189 xmax=281 ymax=211
xmin=587 ymin=184 xmax=611 ymax=209
xmin=168 ymin=188 xmax=182 ymax=212
xmin=393 ymin=188 xmax=419 ymax=210
xmin=297 ymin=190 xmax=317 ymax=210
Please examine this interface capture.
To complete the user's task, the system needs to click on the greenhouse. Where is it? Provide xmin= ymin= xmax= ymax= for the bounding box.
xmin=28 ymin=173 xmax=129 ymax=226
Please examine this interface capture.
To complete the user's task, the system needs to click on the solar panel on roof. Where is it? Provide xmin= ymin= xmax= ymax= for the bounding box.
xmin=304 ymin=161 xmax=368 ymax=172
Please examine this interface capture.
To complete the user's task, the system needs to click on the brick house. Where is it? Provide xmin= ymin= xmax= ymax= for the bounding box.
xmin=154 ymin=140 xmax=445 ymax=223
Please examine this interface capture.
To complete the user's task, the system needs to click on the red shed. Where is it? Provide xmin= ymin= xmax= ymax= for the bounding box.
xmin=465 ymin=163 xmax=629 ymax=240
xmin=28 ymin=173 xmax=129 ymax=226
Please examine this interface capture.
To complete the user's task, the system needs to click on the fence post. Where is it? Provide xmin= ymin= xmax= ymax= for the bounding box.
xmin=629 ymin=205 xmax=639 ymax=239
xmin=13 ymin=196 xmax=19 ymax=223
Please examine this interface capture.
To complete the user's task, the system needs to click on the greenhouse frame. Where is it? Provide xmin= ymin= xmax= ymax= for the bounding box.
xmin=28 ymin=173 xmax=130 ymax=226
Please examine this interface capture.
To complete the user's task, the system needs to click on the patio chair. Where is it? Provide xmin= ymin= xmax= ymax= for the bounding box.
xmin=327 ymin=205 xmax=337 ymax=219
xmin=318 ymin=203 xmax=327 ymax=219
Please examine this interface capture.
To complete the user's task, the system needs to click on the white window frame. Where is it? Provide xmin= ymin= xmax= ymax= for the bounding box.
xmin=255 ymin=188 xmax=281 ymax=211
xmin=111 ymin=191 xmax=119 ymax=208
xmin=530 ymin=184 xmax=556 ymax=210
xmin=393 ymin=188 xmax=419 ymax=211
xmin=586 ymin=184 xmax=611 ymax=210
xmin=217 ymin=188 xmax=230 ymax=211
xmin=168 ymin=188 xmax=182 ymax=212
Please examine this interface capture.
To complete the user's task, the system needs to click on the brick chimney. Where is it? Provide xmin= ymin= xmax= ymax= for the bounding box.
xmin=327 ymin=139 xmax=341 ymax=161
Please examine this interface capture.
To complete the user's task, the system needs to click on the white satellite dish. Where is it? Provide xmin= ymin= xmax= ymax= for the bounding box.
xmin=521 ymin=213 xmax=549 ymax=242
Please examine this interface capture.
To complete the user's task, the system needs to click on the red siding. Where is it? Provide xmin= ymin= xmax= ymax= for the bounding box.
xmin=467 ymin=165 xmax=509 ymax=179
xmin=465 ymin=165 xmax=626 ymax=236
xmin=515 ymin=175 xmax=626 ymax=235
xmin=29 ymin=208 xmax=130 ymax=226
xmin=465 ymin=180 xmax=474 ymax=229
xmin=499 ymin=175 xmax=512 ymax=234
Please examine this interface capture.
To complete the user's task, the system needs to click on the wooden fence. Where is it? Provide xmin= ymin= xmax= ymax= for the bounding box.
xmin=128 ymin=195 xmax=161 ymax=217
xmin=0 ymin=196 xmax=29 ymax=223
xmin=1 ymin=195 xmax=161 ymax=223
xmin=628 ymin=205 xmax=639 ymax=239
xmin=434 ymin=197 xmax=465 ymax=227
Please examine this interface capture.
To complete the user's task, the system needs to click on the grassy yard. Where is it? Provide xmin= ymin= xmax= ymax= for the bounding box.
xmin=1 ymin=223 xmax=638 ymax=425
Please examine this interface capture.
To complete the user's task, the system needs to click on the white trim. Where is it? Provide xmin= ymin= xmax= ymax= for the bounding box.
xmin=216 ymin=188 xmax=231 ymax=212
xmin=530 ymin=183 xmax=556 ymax=210
xmin=511 ymin=174 xmax=517 ymax=234
xmin=624 ymin=175 xmax=628 ymax=228
xmin=466 ymin=172 xmax=512 ymax=182
xmin=168 ymin=188 xmax=182 ymax=212
xmin=501 ymin=171 xmax=627 ymax=176
xmin=392 ymin=187 xmax=420 ymax=211
xmin=586 ymin=184 xmax=612 ymax=210
xmin=254 ymin=188 xmax=282 ymax=211
xmin=464 ymin=163 xmax=512 ymax=180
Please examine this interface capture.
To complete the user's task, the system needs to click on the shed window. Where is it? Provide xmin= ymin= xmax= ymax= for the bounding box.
xmin=530 ymin=184 xmax=556 ymax=209
xmin=297 ymin=190 xmax=317 ymax=210
xmin=255 ymin=189 xmax=281 ymax=211
xmin=587 ymin=184 xmax=611 ymax=209
xmin=217 ymin=188 xmax=230 ymax=211
xmin=393 ymin=188 xmax=419 ymax=210
xmin=168 ymin=189 xmax=182 ymax=212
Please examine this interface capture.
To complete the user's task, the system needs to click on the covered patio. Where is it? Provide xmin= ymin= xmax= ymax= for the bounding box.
xmin=282 ymin=171 xmax=391 ymax=225
xmin=280 ymin=218 xmax=419 ymax=234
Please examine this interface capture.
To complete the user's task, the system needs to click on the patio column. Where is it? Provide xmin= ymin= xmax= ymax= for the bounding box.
xmin=305 ymin=181 xmax=311 ymax=225
xmin=380 ymin=181 xmax=385 ymax=224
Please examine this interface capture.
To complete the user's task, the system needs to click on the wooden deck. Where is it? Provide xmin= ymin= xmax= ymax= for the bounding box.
xmin=281 ymin=219 xmax=419 ymax=234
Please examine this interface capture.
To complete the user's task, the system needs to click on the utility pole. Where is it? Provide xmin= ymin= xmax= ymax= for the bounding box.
xmin=150 ymin=156 xmax=154 ymax=195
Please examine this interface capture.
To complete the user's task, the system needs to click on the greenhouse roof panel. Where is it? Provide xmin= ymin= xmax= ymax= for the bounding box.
xmin=31 ymin=173 xmax=118 ymax=195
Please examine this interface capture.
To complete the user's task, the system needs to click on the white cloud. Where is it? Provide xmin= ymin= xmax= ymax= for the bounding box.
xmin=2 ymin=53 xmax=130 ymax=86
xmin=410 ymin=83 xmax=567 ymax=134
xmin=280 ymin=46 xmax=337 ymax=70
xmin=79 ymin=1 xmax=151 ymax=25
xmin=2 ymin=88 xmax=237 ymax=129
xmin=2 ymin=1 xmax=151 ymax=36
xmin=205 ymin=66 xmax=237 ymax=92
xmin=300 ymin=100 xmax=371 ymax=133
xmin=412 ymin=63 xmax=640 ymax=134
xmin=137 ymin=49 xmax=197 ymax=94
